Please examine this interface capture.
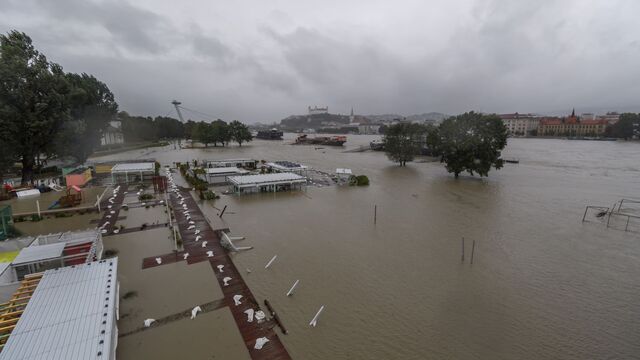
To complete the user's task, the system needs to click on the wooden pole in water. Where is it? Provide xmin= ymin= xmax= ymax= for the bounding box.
xmin=374 ymin=205 xmax=377 ymax=224
xmin=461 ymin=237 xmax=465 ymax=263
xmin=36 ymin=200 xmax=40 ymax=218
xmin=286 ymin=280 xmax=300 ymax=296
xmin=219 ymin=205 xmax=227 ymax=218
xmin=470 ymin=240 xmax=476 ymax=265
xmin=582 ymin=206 xmax=589 ymax=222
xmin=265 ymin=255 xmax=277 ymax=269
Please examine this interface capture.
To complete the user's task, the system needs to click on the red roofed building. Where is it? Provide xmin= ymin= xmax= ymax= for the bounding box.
xmin=538 ymin=109 xmax=609 ymax=137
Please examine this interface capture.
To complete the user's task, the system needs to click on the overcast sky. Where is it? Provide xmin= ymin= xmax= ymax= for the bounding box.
xmin=2 ymin=0 xmax=639 ymax=122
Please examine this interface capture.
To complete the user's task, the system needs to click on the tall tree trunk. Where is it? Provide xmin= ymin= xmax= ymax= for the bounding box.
xmin=21 ymin=156 xmax=35 ymax=185
xmin=454 ymin=172 xmax=459 ymax=179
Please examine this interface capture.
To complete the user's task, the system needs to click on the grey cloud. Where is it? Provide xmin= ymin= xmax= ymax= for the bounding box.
xmin=1 ymin=0 xmax=640 ymax=122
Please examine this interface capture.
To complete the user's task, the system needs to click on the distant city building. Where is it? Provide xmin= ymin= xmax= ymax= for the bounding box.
xmin=598 ymin=112 xmax=620 ymax=124
xmin=349 ymin=108 xmax=355 ymax=124
xmin=498 ymin=113 xmax=540 ymax=136
xmin=358 ymin=124 xmax=381 ymax=135
xmin=538 ymin=109 xmax=608 ymax=137
xmin=308 ymin=106 xmax=329 ymax=115
xmin=101 ymin=120 xmax=124 ymax=146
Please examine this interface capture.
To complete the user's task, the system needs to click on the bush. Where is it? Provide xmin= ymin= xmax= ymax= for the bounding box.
xmin=138 ymin=193 xmax=154 ymax=201
xmin=356 ymin=175 xmax=369 ymax=186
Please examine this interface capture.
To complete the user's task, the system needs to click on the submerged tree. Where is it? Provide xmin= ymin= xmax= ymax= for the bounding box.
xmin=383 ymin=123 xmax=425 ymax=166
xmin=229 ymin=120 xmax=253 ymax=146
xmin=0 ymin=31 xmax=70 ymax=184
xmin=606 ymin=113 xmax=638 ymax=139
xmin=56 ymin=73 xmax=118 ymax=163
xmin=437 ymin=112 xmax=508 ymax=178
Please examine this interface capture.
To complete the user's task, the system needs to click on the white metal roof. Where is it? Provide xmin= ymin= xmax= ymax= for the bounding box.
xmin=16 ymin=189 xmax=41 ymax=198
xmin=266 ymin=162 xmax=309 ymax=171
xmin=12 ymin=243 xmax=66 ymax=266
xmin=111 ymin=162 xmax=155 ymax=173
xmin=336 ymin=168 xmax=353 ymax=175
xmin=228 ymin=173 xmax=305 ymax=187
xmin=0 ymin=258 xmax=118 ymax=360
xmin=205 ymin=167 xmax=249 ymax=175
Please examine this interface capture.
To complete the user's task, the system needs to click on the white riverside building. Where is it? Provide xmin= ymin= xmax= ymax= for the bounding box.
xmin=110 ymin=162 xmax=156 ymax=183
xmin=0 ymin=258 xmax=119 ymax=360
xmin=198 ymin=167 xmax=250 ymax=185
xmin=228 ymin=173 xmax=306 ymax=194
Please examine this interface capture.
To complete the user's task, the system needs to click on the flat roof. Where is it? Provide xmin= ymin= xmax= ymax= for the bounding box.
xmin=205 ymin=167 xmax=249 ymax=174
xmin=0 ymin=259 xmax=118 ymax=360
xmin=111 ymin=162 xmax=155 ymax=173
xmin=228 ymin=173 xmax=305 ymax=187
xmin=203 ymin=158 xmax=254 ymax=163
xmin=266 ymin=161 xmax=309 ymax=171
xmin=12 ymin=243 xmax=66 ymax=266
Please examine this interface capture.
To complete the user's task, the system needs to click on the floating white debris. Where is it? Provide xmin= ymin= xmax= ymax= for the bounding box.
xmin=155 ymin=257 xmax=162 ymax=264
xmin=246 ymin=268 xmax=252 ymax=273
xmin=100 ymin=229 xmax=107 ymax=234
xmin=223 ymin=277 xmax=232 ymax=286
xmin=309 ymin=305 xmax=325 ymax=327
xmin=189 ymin=221 xmax=195 ymax=225
xmin=143 ymin=319 xmax=156 ymax=327
xmin=194 ymin=229 xmax=200 ymax=235
xmin=110 ymin=210 xmax=115 ymax=214
xmin=206 ymin=251 xmax=214 ymax=257
xmin=187 ymin=225 xmax=195 ymax=230
xmin=286 ymin=280 xmax=300 ymax=297
xmin=190 ymin=306 xmax=202 ymax=319
xmin=254 ymin=337 xmax=269 ymax=350
xmin=113 ymin=229 xmax=120 ymax=234
xmin=217 ymin=264 xmax=224 ymax=273
xmin=244 ymin=309 xmax=255 ymax=322
xmin=195 ymin=235 xmax=201 ymax=242
xmin=106 ymin=215 xmax=111 ymax=219
xmin=254 ymin=310 xmax=266 ymax=322
xmin=183 ymin=253 xmax=189 ymax=260
xmin=201 ymin=241 xmax=208 ymax=248
xmin=233 ymin=294 xmax=243 ymax=305
xmin=264 ymin=255 xmax=278 ymax=269
xmin=107 ymin=205 xmax=112 ymax=209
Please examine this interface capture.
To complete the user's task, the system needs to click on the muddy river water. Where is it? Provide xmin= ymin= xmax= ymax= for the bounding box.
xmin=93 ymin=135 xmax=640 ymax=359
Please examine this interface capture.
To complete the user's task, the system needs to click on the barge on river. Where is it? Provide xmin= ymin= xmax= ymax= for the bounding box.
xmin=256 ymin=129 xmax=283 ymax=140
xmin=294 ymin=134 xmax=347 ymax=146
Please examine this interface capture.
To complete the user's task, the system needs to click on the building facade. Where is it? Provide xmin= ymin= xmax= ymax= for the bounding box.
xmin=538 ymin=110 xmax=609 ymax=137
xmin=499 ymin=113 xmax=540 ymax=136
xmin=308 ymin=106 xmax=329 ymax=115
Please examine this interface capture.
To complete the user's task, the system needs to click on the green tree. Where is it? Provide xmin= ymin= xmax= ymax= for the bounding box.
xmin=606 ymin=113 xmax=638 ymax=139
xmin=0 ymin=31 xmax=70 ymax=184
xmin=56 ymin=73 xmax=118 ymax=163
xmin=211 ymin=119 xmax=230 ymax=146
xmin=229 ymin=120 xmax=253 ymax=146
xmin=192 ymin=121 xmax=216 ymax=147
xmin=437 ymin=112 xmax=508 ymax=178
xmin=383 ymin=123 xmax=425 ymax=166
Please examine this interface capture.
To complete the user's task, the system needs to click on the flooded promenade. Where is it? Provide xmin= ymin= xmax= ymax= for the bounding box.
xmin=86 ymin=135 xmax=640 ymax=359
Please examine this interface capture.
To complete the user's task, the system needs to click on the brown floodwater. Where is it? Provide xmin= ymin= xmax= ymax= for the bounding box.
xmin=91 ymin=136 xmax=640 ymax=359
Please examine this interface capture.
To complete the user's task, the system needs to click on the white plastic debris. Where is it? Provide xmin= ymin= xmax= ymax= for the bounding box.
xmin=110 ymin=210 xmax=115 ymax=214
xmin=206 ymin=251 xmax=214 ymax=257
xmin=189 ymin=221 xmax=195 ymax=225
xmin=155 ymin=257 xmax=162 ymax=264
xmin=195 ymin=235 xmax=201 ymax=242
xmin=254 ymin=337 xmax=269 ymax=350
xmin=244 ymin=308 xmax=255 ymax=322
xmin=113 ymin=229 xmax=120 ymax=234
xmin=187 ymin=225 xmax=195 ymax=230
xmin=201 ymin=241 xmax=208 ymax=248
xmin=191 ymin=306 xmax=202 ymax=319
xmin=217 ymin=264 xmax=224 ymax=272
xmin=223 ymin=277 xmax=232 ymax=286
xmin=143 ymin=319 xmax=156 ymax=327
xmin=233 ymin=294 xmax=243 ymax=306
xmin=183 ymin=253 xmax=189 ymax=260
xmin=254 ymin=310 xmax=266 ymax=322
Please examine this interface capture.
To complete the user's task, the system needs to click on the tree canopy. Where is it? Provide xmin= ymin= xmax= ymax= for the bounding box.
xmin=436 ymin=112 xmax=508 ymax=178
xmin=383 ymin=123 xmax=427 ymax=166
xmin=606 ymin=113 xmax=639 ymax=139
xmin=0 ymin=31 xmax=71 ymax=184
xmin=229 ymin=120 xmax=253 ymax=146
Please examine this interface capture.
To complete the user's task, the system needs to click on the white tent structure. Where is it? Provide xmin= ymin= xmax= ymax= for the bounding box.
xmin=228 ymin=173 xmax=306 ymax=194
xmin=111 ymin=162 xmax=155 ymax=184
